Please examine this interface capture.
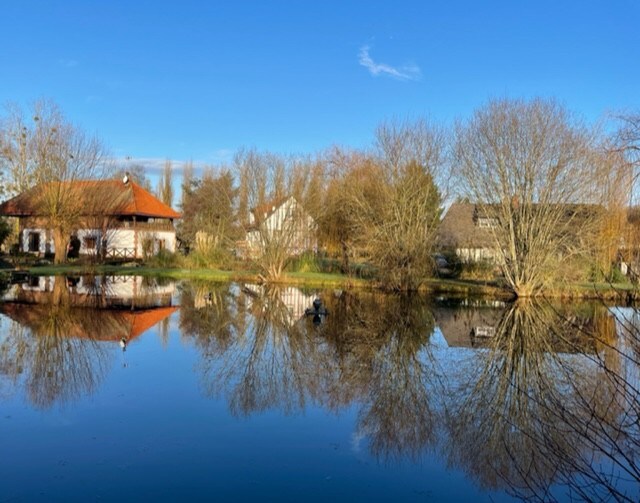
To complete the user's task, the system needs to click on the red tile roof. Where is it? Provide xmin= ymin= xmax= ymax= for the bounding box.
xmin=0 ymin=179 xmax=181 ymax=219
xmin=124 ymin=306 xmax=178 ymax=340
xmin=0 ymin=303 xmax=178 ymax=343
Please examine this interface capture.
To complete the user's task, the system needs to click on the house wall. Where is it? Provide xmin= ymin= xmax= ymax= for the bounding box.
xmin=20 ymin=223 xmax=176 ymax=258
xmin=246 ymin=198 xmax=317 ymax=257
xmin=136 ymin=230 xmax=177 ymax=256
xmin=74 ymin=275 xmax=175 ymax=298
xmin=456 ymin=247 xmax=498 ymax=263
xmin=107 ymin=229 xmax=136 ymax=257
xmin=76 ymin=228 xmax=102 ymax=256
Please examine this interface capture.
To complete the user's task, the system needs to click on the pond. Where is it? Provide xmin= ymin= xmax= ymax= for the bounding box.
xmin=0 ymin=275 xmax=638 ymax=502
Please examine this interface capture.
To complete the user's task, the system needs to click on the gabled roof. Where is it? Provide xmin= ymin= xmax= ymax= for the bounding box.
xmin=246 ymin=195 xmax=310 ymax=231
xmin=437 ymin=201 xmax=602 ymax=249
xmin=0 ymin=179 xmax=181 ymax=219
xmin=437 ymin=202 xmax=496 ymax=249
xmin=251 ymin=196 xmax=291 ymax=222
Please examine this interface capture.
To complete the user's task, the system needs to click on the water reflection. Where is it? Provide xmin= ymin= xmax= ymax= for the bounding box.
xmin=180 ymin=283 xmax=330 ymax=416
xmin=1 ymin=279 xmax=639 ymax=499
xmin=324 ymin=292 xmax=437 ymax=460
xmin=178 ymin=286 xmax=639 ymax=499
xmin=180 ymin=285 xmax=438 ymax=459
xmin=436 ymin=298 xmax=635 ymax=501
xmin=0 ymin=275 xmax=177 ymax=408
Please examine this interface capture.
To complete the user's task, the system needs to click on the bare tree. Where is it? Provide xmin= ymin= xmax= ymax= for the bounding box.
xmin=246 ymin=197 xmax=316 ymax=281
xmin=614 ymin=113 xmax=640 ymax=177
xmin=454 ymin=98 xmax=602 ymax=297
xmin=0 ymin=103 xmax=36 ymax=196
xmin=317 ymin=148 xmax=363 ymax=273
xmin=0 ymin=100 xmax=108 ymax=263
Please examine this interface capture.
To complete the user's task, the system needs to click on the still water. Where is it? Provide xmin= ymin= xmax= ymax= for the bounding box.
xmin=0 ymin=275 xmax=638 ymax=502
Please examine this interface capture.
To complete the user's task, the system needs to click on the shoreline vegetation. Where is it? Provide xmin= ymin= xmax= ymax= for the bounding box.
xmin=2 ymin=99 xmax=640 ymax=299
xmin=3 ymin=263 xmax=638 ymax=301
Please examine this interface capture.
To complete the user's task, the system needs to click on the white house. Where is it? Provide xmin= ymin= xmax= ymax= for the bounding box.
xmin=240 ymin=196 xmax=317 ymax=258
xmin=0 ymin=177 xmax=181 ymax=260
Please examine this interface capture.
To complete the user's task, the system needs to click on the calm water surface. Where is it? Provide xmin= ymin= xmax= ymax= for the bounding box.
xmin=0 ymin=276 xmax=638 ymax=502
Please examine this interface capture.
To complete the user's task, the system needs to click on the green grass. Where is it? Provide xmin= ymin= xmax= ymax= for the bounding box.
xmin=9 ymin=262 xmax=639 ymax=300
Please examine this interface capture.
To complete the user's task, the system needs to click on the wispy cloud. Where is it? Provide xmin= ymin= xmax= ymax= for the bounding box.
xmin=113 ymin=157 xmax=188 ymax=174
xmin=358 ymin=45 xmax=421 ymax=81
xmin=112 ymin=156 xmax=232 ymax=177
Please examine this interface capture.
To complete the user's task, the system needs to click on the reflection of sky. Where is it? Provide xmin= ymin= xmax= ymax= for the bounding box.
xmin=0 ymin=310 xmax=503 ymax=502
xmin=0 ymin=290 xmax=637 ymax=502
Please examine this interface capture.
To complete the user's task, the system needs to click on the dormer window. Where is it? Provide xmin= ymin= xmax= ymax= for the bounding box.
xmin=477 ymin=217 xmax=498 ymax=228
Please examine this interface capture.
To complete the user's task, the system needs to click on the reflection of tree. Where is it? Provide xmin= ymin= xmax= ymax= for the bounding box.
xmin=178 ymin=281 xmax=239 ymax=354
xmin=0 ymin=277 xmax=112 ymax=408
xmin=186 ymin=285 xmax=440 ymax=460
xmin=443 ymin=299 xmax=636 ymax=501
xmin=344 ymin=294 xmax=437 ymax=460
xmin=0 ymin=275 xmax=176 ymax=409
xmin=181 ymin=283 xmax=322 ymax=416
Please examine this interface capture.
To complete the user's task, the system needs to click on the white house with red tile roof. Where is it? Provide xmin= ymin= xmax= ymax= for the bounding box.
xmin=0 ymin=177 xmax=181 ymax=259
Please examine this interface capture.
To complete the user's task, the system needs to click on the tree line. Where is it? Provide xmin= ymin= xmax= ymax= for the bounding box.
xmin=1 ymin=97 xmax=639 ymax=295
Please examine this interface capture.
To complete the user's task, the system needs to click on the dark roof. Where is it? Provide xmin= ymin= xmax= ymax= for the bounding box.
xmin=0 ymin=180 xmax=181 ymax=219
xmin=437 ymin=201 xmax=603 ymax=250
xmin=437 ymin=202 xmax=496 ymax=249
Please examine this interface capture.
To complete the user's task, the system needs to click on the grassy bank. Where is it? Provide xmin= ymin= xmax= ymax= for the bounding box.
xmin=3 ymin=263 xmax=635 ymax=300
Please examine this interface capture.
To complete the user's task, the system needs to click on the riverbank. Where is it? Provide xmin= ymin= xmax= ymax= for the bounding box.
xmin=2 ymin=263 xmax=637 ymax=301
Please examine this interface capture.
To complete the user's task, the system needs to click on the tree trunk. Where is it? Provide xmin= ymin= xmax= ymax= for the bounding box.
xmin=53 ymin=227 xmax=68 ymax=264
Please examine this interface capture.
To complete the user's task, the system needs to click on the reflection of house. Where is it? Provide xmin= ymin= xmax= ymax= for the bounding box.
xmin=434 ymin=303 xmax=505 ymax=348
xmin=0 ymin=302 xmax=178 ymax=344
xmin=434 ymin=301 xmax=609 ymax=354
xmin=3 ymin=275 xmax=176 ymax=309
xmin=0 ymin=178 xmax=181 ymax=259
xmin=242 ymin=284 xmax=316 ymax=325
xmin=238 ymin=196 xmax=316 ymax=258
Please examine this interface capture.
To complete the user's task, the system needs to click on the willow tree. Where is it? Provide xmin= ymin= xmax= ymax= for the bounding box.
xmin=0 ymin=100 xmax=107 ymax=263
xmin=454 ymin=98 xmax=600 ymax=297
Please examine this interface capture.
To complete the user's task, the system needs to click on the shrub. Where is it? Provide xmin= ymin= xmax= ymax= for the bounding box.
xmin=184 ymin=247 xmax=235 ymax=270
xmin=146 ymin=249 xmax=181 ymax=268
xmin=459 ymin=260 xmax=497 ymax=281
xmin=287 ymin=252 xmax=320 ymax=273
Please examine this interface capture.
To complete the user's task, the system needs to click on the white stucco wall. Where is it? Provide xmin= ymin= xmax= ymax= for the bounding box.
xmin=75 ymin=275 xmax=175 ymax=297
xmin=21 ymin=226 xmax=176 ymax=258
xmin=137 ymin=230 xmax=177 ymax=256
xmin=106 ymin=229 xmax=136 ymax=254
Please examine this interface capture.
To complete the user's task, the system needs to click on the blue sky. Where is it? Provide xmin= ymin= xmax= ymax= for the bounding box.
xmin=1 ymin=0 xmax=638 ymax=174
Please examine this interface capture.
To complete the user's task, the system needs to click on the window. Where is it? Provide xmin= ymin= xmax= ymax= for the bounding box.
xmin=83 ymin=236 xmax=97 ymax=250
xmin=477 ymin=217 xmax=498 ymax=229
xmin=27 ymin=232 xmax=40 ymax=252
